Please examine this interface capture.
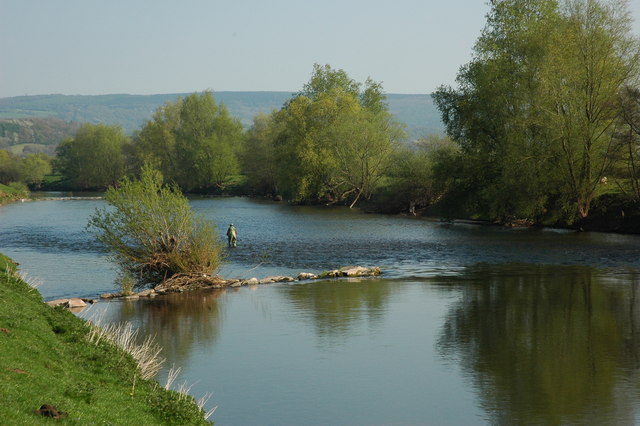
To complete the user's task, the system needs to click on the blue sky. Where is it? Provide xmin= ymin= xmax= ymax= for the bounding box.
xmin=1 ymin=0 xmax=639 ymax=98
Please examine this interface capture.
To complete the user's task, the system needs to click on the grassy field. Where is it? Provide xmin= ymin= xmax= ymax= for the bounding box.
xmin=0 ymin=183 xmax=28 ymax=205
xmin=0 ymin=253 xmax=211 ymax=425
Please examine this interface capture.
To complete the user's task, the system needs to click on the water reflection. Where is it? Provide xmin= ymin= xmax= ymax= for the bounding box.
xmin=87 ymin=289 xmax=227 ymax=361
xmin=436 ymin=264 xmax=640 ymax=425
xmin=277 ymin=279 xmax=395 ymax=346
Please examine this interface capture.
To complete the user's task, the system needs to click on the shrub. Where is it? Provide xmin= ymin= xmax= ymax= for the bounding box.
xmin=87 ymin=165 xmax=222 ymax=287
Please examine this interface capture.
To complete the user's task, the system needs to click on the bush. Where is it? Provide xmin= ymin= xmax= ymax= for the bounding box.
xmin=87 ymin=165 xmax=222 ymax=287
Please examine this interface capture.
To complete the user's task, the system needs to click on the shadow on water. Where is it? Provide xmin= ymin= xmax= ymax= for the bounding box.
xmin=433 ymin=264 xmax=640 ymax=425
xmin=82 ymin=288 xmax=228 ymax=363
xmin=75 ymin=262 xmax=640 ymax=424
xmin=275 ymin=278 xmax=396 ymax=347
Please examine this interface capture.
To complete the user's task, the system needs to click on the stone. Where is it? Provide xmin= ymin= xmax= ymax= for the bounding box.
xmin=136 ymin=289 xmax=155 ymax=297
xmin=297 ymin=272 xmax=319 ymax=280
xmin=259 ymin=276 xmax=295 ymax=284
xmin=100 ymin=293 xmax=119 ymax=299
xmin=339 ymin=266 xmax=382 ymax=277
xmin=320 ymin=270 xmax=341 ymax=278
xmin=66 ymin=298 xmax=87 ymax=308
xmin=46 ymin=298 xmax=86 ymax=309
xmin=339 ymin=266 xmax=366 ymax=277
xmin=245 ymin=278 xmax=259 ymax=285
xmin=46 ymin=299 xmax=69 ymax=307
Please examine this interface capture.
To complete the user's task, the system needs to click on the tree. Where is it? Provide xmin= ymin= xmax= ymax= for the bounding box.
xmin=433 ymin=0 xmax=639 ymax=223
xmin=539 ymin=0 xmax=640 ymax=218
xmin=273 ymin=64 xmax=403 ymax=206
xmin=56 ymin=124 xmax=129 ymax=189
xmin=434 ymin=0 xmax=561 ymax=223
xmin=242 ymin=112 xmax=280 ymax=195
xmin=0 ymin=150 xmax=21 ymax=184
xmin=87 ymin=165 xmax=222 ymax=287
xmin=322 ymin=102 xmax=402 ymax=207
xmin=19 ymin=153 xmax=52 ymax=189
xmin=134 ymin=91 xmax=244 ymax=191
xmin=615 ymin=86 xmax=640 ymax=200
xmin=133 ymin=100 xmax=182 ymax=181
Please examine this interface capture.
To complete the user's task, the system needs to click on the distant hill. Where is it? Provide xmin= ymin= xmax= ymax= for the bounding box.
xmin=0 ymin=118 xmax=81 ymax=156
xmin=0 ymin=91 xmax=443 ymax=147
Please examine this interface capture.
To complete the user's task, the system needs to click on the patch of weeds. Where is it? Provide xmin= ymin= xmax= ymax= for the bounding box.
xmin=147 ymin=390 xmax=209 ymax=425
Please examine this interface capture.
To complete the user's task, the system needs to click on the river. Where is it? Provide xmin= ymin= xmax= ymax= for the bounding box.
xmin=2 ymin=196 xmax=640 ymax=425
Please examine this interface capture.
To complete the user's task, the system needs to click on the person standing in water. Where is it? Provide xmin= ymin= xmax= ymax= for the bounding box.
xmin=226 ymin=224 xmax=237 ymax=247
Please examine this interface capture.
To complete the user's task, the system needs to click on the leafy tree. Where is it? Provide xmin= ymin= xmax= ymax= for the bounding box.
xmin=134 ymin=91 xmax=244 ymax=191
xmin=384 ymin=135 xmax=460 ymax=214
xmin=615 ymin=86 xmax=640 ymax=200
xmin=322 ymin=101 xmax=402 ymax=207
xmin=242 ymin=112 xmax=281 ymax=195
xmin=134 ymin=100 xmax=181 ymax=180
xmin=87 ymin=165 xmax=222 ymax=287
xmin=0 ymin=150 xmax=21 ymax=184
xmin=274 ymin=64 xmax=403 ymax=206
xmin=538 ymin=0 xmax=640 ymax=218
xmin=56 ymin=123 xmax=130 ymax=189
xmin=434 ymin=0 xmax=560 ymax=223
xmin=434 ymin=0 xmax=639 ymax=223
xmin=19 ymin=153 xmax=52 ymax=189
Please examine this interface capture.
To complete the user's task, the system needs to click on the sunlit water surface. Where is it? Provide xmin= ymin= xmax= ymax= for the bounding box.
xmin=2 ymin=197 xmax=640 ymax=425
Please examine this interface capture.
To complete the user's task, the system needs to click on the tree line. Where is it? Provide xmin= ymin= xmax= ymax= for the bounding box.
xmin=433 ymin=0 xmax=640 ymax=225
xmin=1 ymin=0 xmax=639 ymax=229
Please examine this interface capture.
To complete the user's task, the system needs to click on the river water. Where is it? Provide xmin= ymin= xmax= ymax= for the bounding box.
xmin=2 ymin=197 xmax=640 ymax=424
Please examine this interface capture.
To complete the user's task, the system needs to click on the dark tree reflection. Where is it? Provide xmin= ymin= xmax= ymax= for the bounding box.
xmin=280 ymin=279 xmax=396 ymax=346
xmin=436 ymin=264 xmax=640 ymax=425
xmin=105 ymin=288 xmax=228 ymax=361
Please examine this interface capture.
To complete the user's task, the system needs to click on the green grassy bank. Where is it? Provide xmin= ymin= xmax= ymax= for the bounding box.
xmin=0 ymin=253 xmax=211 ymax=425
xmin=0 ymin=183 xmax=28 ymax=205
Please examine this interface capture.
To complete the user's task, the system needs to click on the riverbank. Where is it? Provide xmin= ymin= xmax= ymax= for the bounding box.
xmin=0 ymin=253 xmax=212 ymax=424
xmin=0 ymin=183 xmax=28 ymax=206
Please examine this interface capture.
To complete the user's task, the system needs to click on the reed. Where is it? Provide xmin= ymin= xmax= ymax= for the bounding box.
xmin=86 ymin=317 xmax=164 ymax=380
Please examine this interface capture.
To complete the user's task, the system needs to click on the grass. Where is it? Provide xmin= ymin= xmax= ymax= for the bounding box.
xmin=0 ymin=183 xmax=29 ymax=205
xmin=0 ymin=253 xmax=212 ymax=425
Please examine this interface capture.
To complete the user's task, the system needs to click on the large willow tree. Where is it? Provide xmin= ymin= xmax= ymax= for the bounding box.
xmin=434 ymin=0 xmax=640 ymax=223
xmin=271 ymin=64 xmax=404 ymax=206
xmin=134 ymin=91 xmax=244 ymax=191
xmin=539 ymin=0 xmax=640 ymax=218
xmin=56 ymin=123 xmax=129 ymax=190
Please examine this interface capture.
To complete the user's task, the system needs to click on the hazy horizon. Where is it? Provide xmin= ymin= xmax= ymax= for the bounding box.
xmin=3 ymin=1 xmax=637 ymax=99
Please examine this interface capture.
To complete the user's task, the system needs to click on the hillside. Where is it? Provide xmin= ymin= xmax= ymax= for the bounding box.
xmin=0 ymin=118 xmax=81 ymax=156
xmin=0 ymin=91 xmax=443 ymax=142
xmin=0 ymin=252 xmax=210 ymax=424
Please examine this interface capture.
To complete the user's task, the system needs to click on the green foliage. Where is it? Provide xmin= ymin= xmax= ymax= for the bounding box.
xmin=87 ymin=165 xmax=222 ymax=287
xmin=0 ymin=253 xmax=210 ymax=425
xmin=272 ymin=64 xmax=405 ymax=206
xmin=242 ymin=112 xmax=281 ymax=195
xmin=19 ymin=153 xmax=52 ymax=188
xmin=379 ymin=135 xmax=459 ymax=214
xmin=55 ymin=123 xmax=130 ymax=190
xmin=0 ymin=181 xmax=28 ymax=205
xmin=0 ymin=149 xmax=21 ymax=184
xmin=614 ymin=86 xmax=640 ymax=200
xmin=134 ymin=91 xmax=244 ymax=192
xmin=0 ymin=92 xmax=443 ymax=140
xmin=433 ymin=0 xmax=640 ymax=224
xmin=0 ymin=118 xmax=81 ymax=156
xmin=0 ymin=149 xmax=51 ymax=192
